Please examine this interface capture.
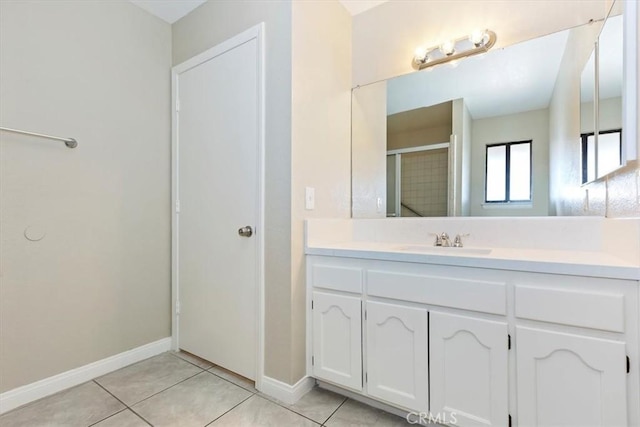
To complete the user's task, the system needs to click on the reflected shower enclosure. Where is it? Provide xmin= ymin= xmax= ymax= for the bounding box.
xmin=387 ymin=146 xmax=449 ymax=217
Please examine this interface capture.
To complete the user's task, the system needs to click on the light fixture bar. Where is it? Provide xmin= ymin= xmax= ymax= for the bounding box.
xmin=412 ymin=30 xmax=497 ymax=70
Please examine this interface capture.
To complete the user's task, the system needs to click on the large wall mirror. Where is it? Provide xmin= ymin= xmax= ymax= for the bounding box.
xmin=352 ymin=1 xmax=632 ymax=218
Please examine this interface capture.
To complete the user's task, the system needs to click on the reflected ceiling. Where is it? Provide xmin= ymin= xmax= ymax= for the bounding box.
xmin=387 ymin=30 xmax=570 ymax=119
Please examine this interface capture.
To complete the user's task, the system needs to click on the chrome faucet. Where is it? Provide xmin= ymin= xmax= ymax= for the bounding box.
xmin=432 ymin=232 xmax=468 ymax=247
xmin=433 ymin=232 xmax=451 ymax=247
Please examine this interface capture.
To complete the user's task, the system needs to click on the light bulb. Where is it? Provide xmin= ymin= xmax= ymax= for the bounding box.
xmin=439 ymin=40 xmax=456 ymax=56
xmin=470 ymin=30 xmax=486 ymax=47
xmin=414 ymin=46 xmax=428 ymax=63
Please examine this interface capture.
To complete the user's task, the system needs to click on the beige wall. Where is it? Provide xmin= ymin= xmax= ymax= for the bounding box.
xmin=0 ymin=1 xmax=171 ymax=392
xmin=388 ymin=125 xmax=451 ymax=150
xmin=291 ymin=0 xmax=352 ymax=382
xmin=172 ymin=0 xmax=295 ymax=383
xmin=471 ymin=109 xmax=550 ymax=216
xmin=352 ymin=1 xmax=608 ymax=86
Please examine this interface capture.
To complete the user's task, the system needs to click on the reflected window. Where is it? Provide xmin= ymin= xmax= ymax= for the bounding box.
xmin=485 ymin=141 xmax=532 ymax=203
xmin=581 ymin=129 xmax=622 ymax=183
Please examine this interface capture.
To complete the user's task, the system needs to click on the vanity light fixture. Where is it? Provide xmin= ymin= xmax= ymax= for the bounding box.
xmin=439 ymin=40 xmax=456 ymax=56
xmin=413 ymin=29 xmax=497 ymax=70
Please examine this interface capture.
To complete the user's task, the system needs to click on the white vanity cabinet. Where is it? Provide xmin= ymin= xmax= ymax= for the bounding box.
xmin=311 ymin=290 xmax=363 ymax=392
xmin=365 ymin=300 xmax=429 ymax=411
xmin=306 ymin=255 xmax=639 ymax=427
xmin=429 ymin=311 xmax=509 ymax=427
xmin=309 ymin=262 xmax=364 ymax=391
xmin=513 ymin=275 xmax=634 ymax=427
xmin=516 ymin=326 xmax=627 ymax=427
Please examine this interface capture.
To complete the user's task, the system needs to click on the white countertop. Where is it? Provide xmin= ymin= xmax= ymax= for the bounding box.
xmin=306 ymin=241 xmax=640 ymax=280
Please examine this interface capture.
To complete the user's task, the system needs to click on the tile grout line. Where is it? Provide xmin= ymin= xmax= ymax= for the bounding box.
xmin=205 ymin=368 xmax=257 ymax=394
xmin=125 ymin=406 xmax=154 ymax=426
xmin=171 ymin=355 xmax=323 ymax=423
xmin=93 ymin=352 xmax=334 ymax=427
xmin=320 ymin=396 xmax=348 ymax=426
xmin=258 ymin=393 xmax=327 ymax=425
xmin=89 ymin=353 xmax=207 ymax=426
xmin=96 ymin=353 xmax=256 ymax=426
xmin=203 ymin=392 xmax=324 ymax=427
xmin=86 ymin=407 xmax=129 ymax=427
xmin=112 ymin=368 xmax=254 ymax=426
xmin=89 ymin=382 xmax=153 ymax=427
xmin=278 ymin=405 xmax=324 ymax=425
xmin=95 ymin=372 xmax=222 ymax=427
xmin=168 ymin=351 xmax=213 ymax=371
xmin=169 ymin=351 xmax=258 ymax=394
xmin=120 ymin=369 xmax=205 ymax=407
xmin=94 ymin=365 xmax=205 ymax=411
xmin=92 ymin=380 xmax=129 ymax=408
xmin=203 ymin=393 xmax=255 ymax=426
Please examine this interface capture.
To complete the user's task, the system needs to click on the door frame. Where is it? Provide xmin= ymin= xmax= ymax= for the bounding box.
xmin=170 ymin=23 xmax=265 ymax=389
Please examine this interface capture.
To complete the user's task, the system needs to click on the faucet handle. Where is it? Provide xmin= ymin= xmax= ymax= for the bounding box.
xmin=428 ymin=232 xmax=443 ymax=246
xmin=453 ymin=233 xmax=470 ymax=248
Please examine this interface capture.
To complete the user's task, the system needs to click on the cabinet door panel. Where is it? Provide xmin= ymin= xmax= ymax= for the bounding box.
xmin=366 ymin=300 xmax=428 ymax=411
xmin=430 ymin=312 xmax=508 ymax=427
xmin=516 ymin=326 xmax=627 ymax=427
xmin=312 ymin=291 xmax=362 ymax=391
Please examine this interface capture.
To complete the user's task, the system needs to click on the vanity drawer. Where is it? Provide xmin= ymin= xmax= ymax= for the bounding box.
xmin=515 ymin=284 xmax=625 ymax=332
xmin=311 ymin=264 xmax=363 ymax=293
xmin=367 ymin=270 xmax=506 ymax=315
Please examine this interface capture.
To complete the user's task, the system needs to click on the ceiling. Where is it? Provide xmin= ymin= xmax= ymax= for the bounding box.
xmin=129 ymin=0 xmax=207 ymax=23
xmin=339 ymin=0 xmax=389 ymax=16
xmin=129 ymin=0 xmax=387 ymax=23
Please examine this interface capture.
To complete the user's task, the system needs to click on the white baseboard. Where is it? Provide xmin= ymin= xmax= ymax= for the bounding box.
xmin=259 ymin=375 xmax=315 ymax=405
xmin=0 ymin=337 xmax=171 ymax=414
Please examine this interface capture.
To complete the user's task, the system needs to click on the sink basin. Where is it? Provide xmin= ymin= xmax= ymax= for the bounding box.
xmin=394 ymin=245 xmax=492 ymax=255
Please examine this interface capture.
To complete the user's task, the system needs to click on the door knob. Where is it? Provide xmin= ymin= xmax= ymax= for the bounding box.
xmin=238 ymin=226 xmax=253 ymax=237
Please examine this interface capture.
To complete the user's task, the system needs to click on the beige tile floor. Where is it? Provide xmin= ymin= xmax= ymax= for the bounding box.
xmin=0 ymin=351 xmax=411 ymax=427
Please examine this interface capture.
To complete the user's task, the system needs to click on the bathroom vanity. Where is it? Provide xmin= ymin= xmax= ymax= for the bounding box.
xmin=305 ymin=218 xmax=640 ymax=427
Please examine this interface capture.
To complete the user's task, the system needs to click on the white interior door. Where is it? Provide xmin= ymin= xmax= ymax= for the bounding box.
xmin=173 ymin=26 xmax=263 ymax=381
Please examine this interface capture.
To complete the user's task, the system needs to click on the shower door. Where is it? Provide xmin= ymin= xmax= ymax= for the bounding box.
xmin=387 ymin=143 xmax=450 ymax=217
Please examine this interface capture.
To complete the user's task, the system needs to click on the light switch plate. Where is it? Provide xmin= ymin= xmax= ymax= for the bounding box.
xmin=305 ymin=187 xmax=315 ymax=210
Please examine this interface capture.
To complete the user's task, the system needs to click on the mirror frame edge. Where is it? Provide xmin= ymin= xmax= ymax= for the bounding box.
xmin=622 ymin=0 xmax=638 ymax=162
